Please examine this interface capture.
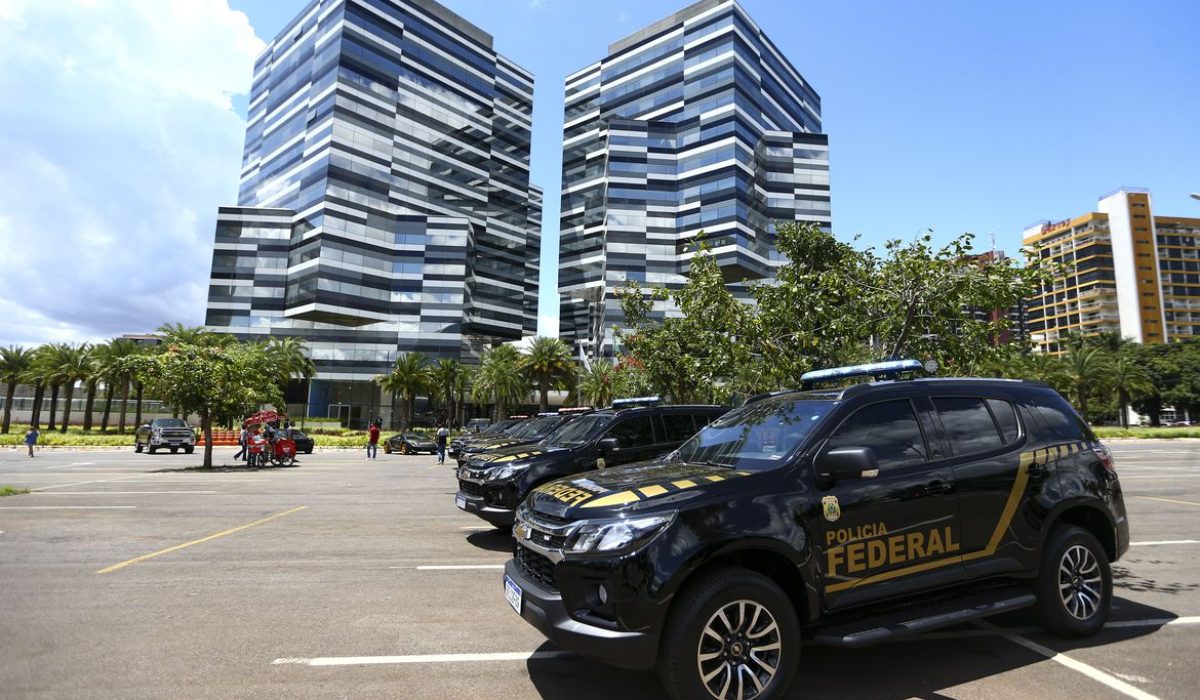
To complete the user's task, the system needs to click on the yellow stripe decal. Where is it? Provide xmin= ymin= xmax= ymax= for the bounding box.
xmin=638 ymin=485 xmax=668 ymax=498
xmin=672 ymin=479 xmax=697 ymax=489
xmin=706 ymin=475 xmax=725 ymax=482
xmin=580 ymin=491 xmax=641 ymax=508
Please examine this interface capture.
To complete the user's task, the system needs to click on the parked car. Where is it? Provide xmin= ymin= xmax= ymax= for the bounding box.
xmin=384 ymin=432 xmax=438 ymax=455
xmin=134 ymin=418 xmax=196 ymax=454
xmin=289 ymin=429 xmax=314 ymax=454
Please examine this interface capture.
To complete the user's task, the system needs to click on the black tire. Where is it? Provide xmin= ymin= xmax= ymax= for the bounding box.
xmin=658 ymin=567 xmax=799 ymax=700
xmin=184 ymin=447 xmax=194 ymax=454
xmin=170 ymin=447 xmax=179 ymax=454
xmin=305 ymin=447 xmax=313 ymax=455
xmin=135 ymin=441 xmax=143 ymax=453
xmin=384 ymin=442 xmax=392 ymax=454
xmin=148 ymin=445 xmax=157 ymax=455
xmin=1035 ymin=525 xmax=1112 ymax=638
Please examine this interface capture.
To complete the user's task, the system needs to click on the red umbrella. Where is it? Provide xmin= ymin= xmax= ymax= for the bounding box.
xmin=243 ymin=409 xmax=283 ymax=426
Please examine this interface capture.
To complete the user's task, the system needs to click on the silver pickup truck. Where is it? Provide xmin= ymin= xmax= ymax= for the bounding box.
xmin=134 ymin=418 xmax=196 ymax=454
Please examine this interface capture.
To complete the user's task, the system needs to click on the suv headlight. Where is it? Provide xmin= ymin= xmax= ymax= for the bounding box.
xmin=564 ymin=514 xmax=675 ymax=554
xmin=491 ymin=462 xmax=531 ymax=481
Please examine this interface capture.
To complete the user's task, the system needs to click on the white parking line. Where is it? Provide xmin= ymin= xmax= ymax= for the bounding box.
xmin=403 ymin=564 xmax=506 ymax=571
xmin=34 ymin=491 xmax=221 ymax=495
xmin=0 ymin=506 xmax=138 ymax=510
xmin=976 ymin=620 xmax=1160 ymax=700
xmin=460 ymin=526 xmax=495 ymax=531
xmin=274 ymin=651 xmax=573 ymax=666
xmin=30 ymin=476 xmax=142 ymax=491
xmin=1130 ymin=540 xmax=1199 ymax=546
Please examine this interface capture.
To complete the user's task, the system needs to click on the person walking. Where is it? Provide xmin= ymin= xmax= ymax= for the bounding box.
xmin=436 ymin=423 xmax=449 ymax=465
xmin=233 ymin=425 xmax=249 ymax=462
xmin=367 ymin=421 xmax=380 ymax=460
xmin=24 ymin=425 xmax=39 ymax=457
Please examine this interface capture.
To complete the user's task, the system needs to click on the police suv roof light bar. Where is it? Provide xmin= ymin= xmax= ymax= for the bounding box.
xmin=611 ymin=396 xmax=662 ymax=408
xmin=800 ymin=359 xmax=927 ymax=389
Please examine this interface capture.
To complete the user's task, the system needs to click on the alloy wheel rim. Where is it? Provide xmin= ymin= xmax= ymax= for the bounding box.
xmin=696 ymin=599 xmax=781 ymax=700
xmin=1058 ymin=544 xmax=1102 ymax=620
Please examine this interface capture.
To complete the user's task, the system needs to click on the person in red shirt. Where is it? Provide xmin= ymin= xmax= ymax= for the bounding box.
xmin=367 ymin=421 xmax=380 ymax=460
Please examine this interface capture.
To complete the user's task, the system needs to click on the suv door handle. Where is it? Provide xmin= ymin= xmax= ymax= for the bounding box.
xmin=920 ymin=480 xmax=953 ymax=496
xmin=1028 ymin=463 xmax=1046 ymax=479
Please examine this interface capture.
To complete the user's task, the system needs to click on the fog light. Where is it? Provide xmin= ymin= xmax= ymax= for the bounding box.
xmin=598 ymin=584 xmax=609 ymax=605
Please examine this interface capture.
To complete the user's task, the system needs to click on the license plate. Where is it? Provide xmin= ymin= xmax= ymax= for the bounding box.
xmin=504 ymin=575 xmax=522 ymax=614
xmin=455 ymin=494 xmax=466 ymax=510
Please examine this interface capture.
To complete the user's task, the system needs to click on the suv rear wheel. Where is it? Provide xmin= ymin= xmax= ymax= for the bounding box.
xmin=658 ymin=567 xmax=799 ymax=700
xmin=1036 ymin=525 xmax=1112 ymax=638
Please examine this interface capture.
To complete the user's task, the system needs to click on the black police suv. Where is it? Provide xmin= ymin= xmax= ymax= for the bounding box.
xmin=455 ymin=413 xmax=576 ymax=467
xmin=449 ymin=419 xmax=520 ymax=459
xmin=502 ymin=361 xmax=1130 ymax=700
xmin=456 ymin=402 xmax=727 ymax=528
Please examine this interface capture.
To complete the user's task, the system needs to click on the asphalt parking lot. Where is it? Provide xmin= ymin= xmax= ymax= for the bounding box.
xmin=0 ymin=441 xmax=1197 ymax=699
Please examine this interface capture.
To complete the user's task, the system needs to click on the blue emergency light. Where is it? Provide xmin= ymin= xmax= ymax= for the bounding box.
xmin=800 ymin=359 xmax=927 ymax=388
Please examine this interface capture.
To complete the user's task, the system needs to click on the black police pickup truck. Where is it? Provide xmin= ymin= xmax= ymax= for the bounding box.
xmin=454 ymin=414 xmax=571 ymax=466
xmin=456 ymin=401 xmax=727 ymax=528
xmin=502 ymin=361 xmax=1130 ymax=700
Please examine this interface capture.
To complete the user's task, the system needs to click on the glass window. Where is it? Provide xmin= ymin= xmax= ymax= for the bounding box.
xmin=673 ymin=399 xmax=835 ymax=471
xmin=607 ymin=416 xmax=656 ymax=449
xmin=933 ymin=397 xmax=1004 ymax=456
xmin=1031 ymin=396 xmax=1092 ymax=442
xmin=661 ymin=414 xmax=697 ymax=443
xmin=545 ymin=415 xmax=612 ymax=448
xmin=826 ymin=399 xmax=927 ymax=471
xmin=987 ymin=399 xmax=1020 ymax=444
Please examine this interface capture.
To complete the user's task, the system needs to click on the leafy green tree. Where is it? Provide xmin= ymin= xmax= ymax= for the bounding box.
xmin=577 ymin=360 xmax=615 ymax=408
xmin=429 ymin=359 xmax=462 ymax=424
xmin=522 ymin=337 xmax=575 ymax=412
xmin=472 ymin=345 xmax=528 ymax=420
xmin=21 ymin=350 xmax=48 ymax=430
xmin=1109 ymin=351 xmax=1155 ymax=428
xmin=1062 ymin=344 xmax=1112 ymax=421
xmin=38 ymin=343 xmax=76 ymax=431
xmin=137 ymin=338 xmax=282 ymax=468
xmin=94 ymin=339 xmax=138 ymax=433
xmin=0 ymin=346 xmax=35 ymax=434
xmin=53 ymin=344 xmax=93 ymax=432
xmin=263 ymin=336 xmax=316 ymax=387
xmin=376 ymin=353 xmax=431 ymax=430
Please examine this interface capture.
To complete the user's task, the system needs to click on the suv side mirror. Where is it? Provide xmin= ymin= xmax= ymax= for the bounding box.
xmin=816 ymin=446 xmax=879 ymax=481
xmin=597 ymin=436 xmax=620 ymax=453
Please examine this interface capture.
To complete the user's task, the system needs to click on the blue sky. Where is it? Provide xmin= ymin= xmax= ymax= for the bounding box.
xmin=231 ymin=0 xmax=1200 ymax=336
xmin=1 ymin=0 xmax=1196 ymax=344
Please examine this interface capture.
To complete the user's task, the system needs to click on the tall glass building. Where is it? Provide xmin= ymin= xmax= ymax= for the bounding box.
xmin=204 ymin=0 xmax=541 ymax=424
xmin=557 ymin=0 xmax=830 ymax=358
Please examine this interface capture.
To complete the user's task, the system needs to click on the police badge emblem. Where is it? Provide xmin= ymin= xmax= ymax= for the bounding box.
xmin=596 ymin=457 xmax=606 ymax=469
xmin=821 ymin=495 xmax=841 ymax=522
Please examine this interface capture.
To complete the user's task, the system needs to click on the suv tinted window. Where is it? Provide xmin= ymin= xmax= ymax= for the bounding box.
xmin=986 ymin=399 xmax=1020 ymax=443
xmin=661 ymin=414 xmax=696 ymax=442
xmin=608 ymin=416 xmax=656 ymax=448
xmin=826 ymin=399 xmax=928 ymax=471
xmin=933 ymin=397 xmax=1004 ymax=456
xmin=1031 ymin=395 xmax=1092 ymax=442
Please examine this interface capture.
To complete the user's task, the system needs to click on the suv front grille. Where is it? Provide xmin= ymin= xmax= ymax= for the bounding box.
xmin=458 ymin=480 xmax=486 ymax=498
xmin=516 ymin=543 xmax=557 ymax=590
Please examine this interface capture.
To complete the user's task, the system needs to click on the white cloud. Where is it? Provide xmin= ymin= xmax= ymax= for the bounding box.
xmin=0 ymin=0 xmax=264 ymax=345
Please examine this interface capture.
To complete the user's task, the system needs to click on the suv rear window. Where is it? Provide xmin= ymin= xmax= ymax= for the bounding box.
xmin=933 ymin=397 xmax=1004 ymax=456
xmin=986 ymin=399 xmax=1020 ymax=443
xmin=661 ymin=414 xmax=697 ymax=442
xmin=1030 ymin=395 xmax=1094 ymax=442
xmin=608 ymin=416 xmax=656 ymax=448
xmin=826 ymin=399 xmax=928 ymax=471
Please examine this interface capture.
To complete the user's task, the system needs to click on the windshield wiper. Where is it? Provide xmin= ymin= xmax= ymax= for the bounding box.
xmin=686 ymin=459 xmax=736 ymax=469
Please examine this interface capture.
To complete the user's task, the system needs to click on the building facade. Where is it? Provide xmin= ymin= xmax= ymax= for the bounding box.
xmin=204 ymin=0 xmax=541 ymax=423
xmin=556 ymin=0 xmax=831 ymax=358
xmin=1024 ymin=188 xmax=1200 ymax=354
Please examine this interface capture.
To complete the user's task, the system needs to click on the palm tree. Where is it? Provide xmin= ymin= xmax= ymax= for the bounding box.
xmin=453 ymin=365 xmax=473 ymax=427
xmin=428 ymin=359 xmax=462 ymax=425
xmin=157 ymin=323 xmax=221 ymax=346
xmin=472 ymin=345 xmax=529 ymax=421
xmin=577 ymin=360 xmax=615 ymax=409
xmin=1110 ymin=352 xmax=1155 ymax=428
xmin=376 ymin=353 xmax=431 ymax=430
xmin=94 ymin=339 xmax=137 ymax=432
xmin=1062 ymin=345 xmax=1112 ymax=421
xmin=53 ymin=344 xmax=93 ymax=432
xmin=521 ymin=337 xmax=575 ymax=413
xmin=39 ymin=344 xmax=75 ymax=431
xmin=0 ymin=345 xmax=35 ymax=434
xmin=21 ymin=348 xmax=49 ymax=430
xmin=264 ymin=336 xmax=316 ymax=385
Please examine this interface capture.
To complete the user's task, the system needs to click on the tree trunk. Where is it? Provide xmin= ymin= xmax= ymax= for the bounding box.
xmin=2 ymin=381 xmax=15 ymax=434
xmin=83 ymin=381 xmax=97 ymax=431
xmin=201 ymin=413 xmax=214 ymax=469
xmin=61 ymin=384 xmax=76 ymax=433
xmin=1077 ymin=387 xmax=1088 ymax=424
xmin=30 ymin=381 xmax=44 ymax=429
xmin=48 ymin=384 xmax=60 ymax=431
xmin=100 ymin=383 xmax=114 ymax=432
xmin=1118 ymin=389 xmax=1129 ymax=429
xmin=133 ymin=382 xmax=144 ymax=428
xmin=400 ymin=392 xmax=411 ymax=430
xmin=118 ymin=381 xmax=129 ymax=433
xmin=539 ymin=379 xmax=549 ymax=414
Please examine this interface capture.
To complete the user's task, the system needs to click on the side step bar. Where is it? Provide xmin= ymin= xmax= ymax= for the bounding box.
xmin=813 ymin=588 xmax=1037 ymax=648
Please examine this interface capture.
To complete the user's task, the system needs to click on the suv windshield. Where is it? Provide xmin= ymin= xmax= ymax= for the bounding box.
xmin=404 ymin=433 xmax=425 ymax=441
xmin=544 ymin=414 xmax=612 ymax=448
xmin=672 ymin=398 xmax=835 ymax=470
xmin=152 ymin=419 xmax=188 ymax=428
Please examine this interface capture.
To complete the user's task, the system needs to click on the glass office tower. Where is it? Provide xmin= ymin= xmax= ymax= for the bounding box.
xmin=204 ymin=0 xmax=541 ymax=422
xmin=557 ymin=0 xmax=830 ymax=358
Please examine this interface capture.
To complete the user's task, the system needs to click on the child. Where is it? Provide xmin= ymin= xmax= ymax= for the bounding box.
xmin=25 ymin=426 xmax=40 ymax=457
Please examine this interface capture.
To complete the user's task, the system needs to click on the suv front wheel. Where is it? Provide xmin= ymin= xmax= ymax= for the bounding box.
xmin=658 ymin=567 xmax=799 ymax=700
xmin=1036 ymin=525 xmax=1112 ymax=638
